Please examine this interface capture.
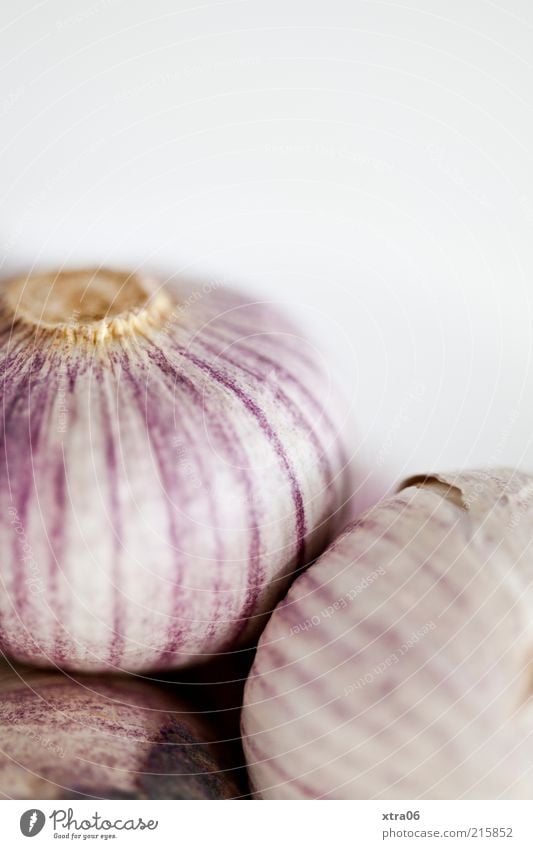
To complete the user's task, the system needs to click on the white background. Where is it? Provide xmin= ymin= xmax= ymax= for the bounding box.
xmin=1 ymin=0 xmax=532 ymax=486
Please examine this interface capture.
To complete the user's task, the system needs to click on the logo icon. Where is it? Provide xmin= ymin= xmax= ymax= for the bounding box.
xmin=20 ymin=810 xmax=46 ymax=837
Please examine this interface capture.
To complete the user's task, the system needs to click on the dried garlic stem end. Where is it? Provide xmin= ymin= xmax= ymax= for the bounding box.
xmin=3 ymin=267 xmax=174 ymax=344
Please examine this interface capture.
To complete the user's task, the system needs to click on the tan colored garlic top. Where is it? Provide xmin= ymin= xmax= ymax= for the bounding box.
xmin=4 ymin=268 xmax=173 ymax=343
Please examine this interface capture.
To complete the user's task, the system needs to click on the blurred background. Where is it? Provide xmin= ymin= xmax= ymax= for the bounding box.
xmin=1 ymin=0 xmax=532 ymax=484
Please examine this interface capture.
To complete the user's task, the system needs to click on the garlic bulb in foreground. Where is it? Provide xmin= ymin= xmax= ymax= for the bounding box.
xmin=242 ymin=469 xmax=533 ymax=799
xmin=0 ymin=660 xmax=240 ymax=800
xmin=0 ymin=268 xmax=360 ymax=672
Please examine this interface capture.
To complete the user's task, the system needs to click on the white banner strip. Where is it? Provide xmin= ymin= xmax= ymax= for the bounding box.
xmin=2 ymin=800 xmax=533 ymax=848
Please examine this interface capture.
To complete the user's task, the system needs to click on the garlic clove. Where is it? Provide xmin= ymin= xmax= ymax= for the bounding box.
xmin=0 ymin=659 xmax=241 ymax=800
xmin=242 ymin=468 xmax=533 ymax=799
xmin=0 ymin=268 xmax=370 ymax=671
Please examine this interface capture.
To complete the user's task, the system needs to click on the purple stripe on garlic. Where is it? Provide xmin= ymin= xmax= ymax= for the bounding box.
xmin=0 ymin=267 xmax=366 ymax=672
xmin=242 ymin=469 xmax=533 ymax=799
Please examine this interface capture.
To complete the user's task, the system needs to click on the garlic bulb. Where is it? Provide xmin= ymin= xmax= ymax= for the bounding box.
xmin=0 ymin=268 xmax=358 ymax=672
xmin=242 ymin=469 xmax=533 ymax=799
xmin=0 ymin=659 xmax=239 ymax=799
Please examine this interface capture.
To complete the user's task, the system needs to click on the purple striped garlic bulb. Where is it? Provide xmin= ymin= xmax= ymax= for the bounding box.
xmin=242 ymin=469 xmax=533 ymax=799
xmin=0 ymin=267 xmax=359 ymax=672
xmin=0 ymin=660 xmax=239 ymax=799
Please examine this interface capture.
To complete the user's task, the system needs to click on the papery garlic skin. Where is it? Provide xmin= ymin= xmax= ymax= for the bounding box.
xmin=0 ymin=268 xmax=364 ymax=672
xmin=242 ymin=469 xmax=533 ymax=799
xmin=0 ymin=660 xmax=239 ymax=799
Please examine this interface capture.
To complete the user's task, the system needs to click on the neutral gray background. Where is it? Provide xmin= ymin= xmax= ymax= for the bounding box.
xmin=1 ymin=0 xmax=532 ymax=485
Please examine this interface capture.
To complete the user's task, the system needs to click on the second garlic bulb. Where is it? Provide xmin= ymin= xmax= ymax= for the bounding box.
xmin=242 ymin=469 xmax=533 ymax=799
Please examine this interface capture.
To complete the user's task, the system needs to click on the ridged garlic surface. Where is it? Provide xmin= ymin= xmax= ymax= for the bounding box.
xmin=0 ymin=268 xmax=358 ymax=672
xmin=0 ymin=660 xmax=239 ymax=799
xmin=242 ymin=469 xmax=533 ymax=799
